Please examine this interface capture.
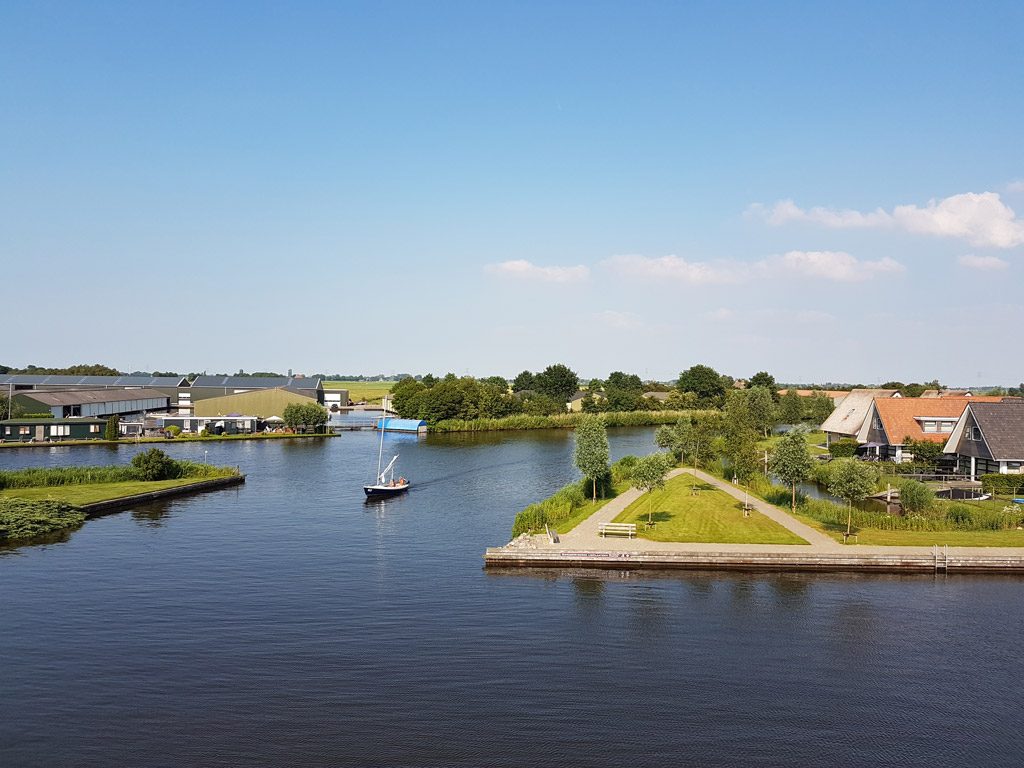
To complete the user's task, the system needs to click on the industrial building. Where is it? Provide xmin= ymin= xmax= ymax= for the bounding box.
xmin=192 ymin=387 xmax=318 ymax=419
xmin=188 ymin=375 xmax=326 ymax=405
xmin=12 ymin=388 xmax=171 ymax=419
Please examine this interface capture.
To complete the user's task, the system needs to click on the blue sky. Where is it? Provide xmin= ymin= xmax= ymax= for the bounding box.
xmin=3 ymin=1 xmax=1022 ymax=385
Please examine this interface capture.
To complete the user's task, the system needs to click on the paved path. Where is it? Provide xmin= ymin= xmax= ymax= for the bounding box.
xmin=515 ymin=467 xmax=1024 ymax=559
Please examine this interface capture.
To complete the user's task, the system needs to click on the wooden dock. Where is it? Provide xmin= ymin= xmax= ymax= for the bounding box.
xmin=483 ymin=546 xmax=1024 ymax=574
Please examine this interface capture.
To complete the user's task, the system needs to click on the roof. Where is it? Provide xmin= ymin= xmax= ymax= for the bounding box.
xmin=643 ymin=391 xmax=671 ymax=401
xmin=957 ymin=401 xmax=1024 ymax=459
xmin=15 ymin=388 xmax=170 ymax=406
xmin=820 ymin=389 xmax=900 ymax=436
xmin=189 ymin=375 xmax=322 ymax=390
xmin=1 ymin=417 xmax=106 ymax=425
xmin=377 ymin=418 xmax=427 ymax=431
xmin=872 ymin=396 xmax=1005 ymax=444
xmin=921 ymin=389 xmax=972 ymax=398
xmin=0 ymin=374 xmax=186 ymax=387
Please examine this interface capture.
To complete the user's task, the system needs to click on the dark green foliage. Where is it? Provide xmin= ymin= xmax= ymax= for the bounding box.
xmin=795 ymin=494 xmax=1023 ymax=532
xmin=104 ymin=415 xmax=120 ymax=441
xmin=282 ymin=402 xmax=329 ymax=432
xmin=534 ymin=364 xmax=580 ymax=403
xmin=677 ymin=364 xmax=726 ymax=407
xmin=803 ymin=392 xmax=836 ymax=425
xmin=131 ymin=448 xmax=181 ymax=481
xmin=779 ymin=389 xmax=804 ymax=424
xmin=0 ymin=458 xmax=238 ymax=491
xmin=981 ymin=474 xmax=1024 ymax=497
xmin=903 ymin=438 xmax=943 ymax=463
xmin=749 ymin=371 xmax=778 ymax=399
xmin=430 ymin=410 xmax=686 ymax=432
xmin=511 ymin=370 xmax=536 ymax=392
xmin=603 ymin=371 xmax=644 ymax=412
xmin=828 ymin=439 xmax=860 ymax=458
xmin=0 ymin=498 xmax=86 ymax=542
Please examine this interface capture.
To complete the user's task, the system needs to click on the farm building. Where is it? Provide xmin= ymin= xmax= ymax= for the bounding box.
xmin=0 ymin=374 xmax=186 ymax=398
xmin=11 ymin=388 xmax=171 ymax=419
xmin=1 ymin=417 xmax=107 ymax=442
xmin=193 ymin=387 xmax=319 ymax=419
xmin=188 ymin=375 xmax=325 ymax=404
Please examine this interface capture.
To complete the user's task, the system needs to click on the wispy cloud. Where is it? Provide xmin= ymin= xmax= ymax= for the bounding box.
xmin=595 ymin=310 xmax=643 ymax=330
xmin=958 ymin=254 xmax=1009 ymax=271
xmin=1007 ymin=180 xmax=1024 ymax=193
xmin=604 ymin=251 xmax=903 ymax=285
xmin=766 ymin=250 xmax=905 ymax=282
xmin=750 ymin=191 xmax=1024 ymax=248
xmin=602 ymin=254 xmax=741 ymax=284
xmin=485 ymin=259 xmax=589 ymax=283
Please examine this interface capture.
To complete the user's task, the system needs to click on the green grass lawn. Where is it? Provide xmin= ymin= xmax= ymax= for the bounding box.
xmin=759 ymin=430 xmax=828 ymax=455
xmin=791 ymin=511 xmax=1024 ymax=547
xmin=612 ymin=475 xmax=807 ymax=545
xmin=323 ymin=380 xmax=394 ymax=404
xmin=0 ymin=478 xmax=206 ymax=506
xmin=553 ymin=482 xmax=630 ymax=534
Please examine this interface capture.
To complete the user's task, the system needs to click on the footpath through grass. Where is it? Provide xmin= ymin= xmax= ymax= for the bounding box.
xmin=0 ymin=478 xmax=206 ymax=506
xmin=612 ymin=474 xmax=807 ymax=545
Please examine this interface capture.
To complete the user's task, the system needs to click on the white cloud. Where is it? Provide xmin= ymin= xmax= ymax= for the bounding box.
xmin=767 ymin=250 xmax=905 ymax=282
xmin=958 ymin=254 xmax=1009 ymax=271
xmin=596 ymin=310 xmax=642 ymax=330
xmin=485 ymin=259 xmax=589 ymax=283
xmin=606 ymin=251 xmax=903 ymax=285
xmin=1007 ymin=180 xmax=1024 ymax=193
xmin=602 ymin=254 xmax=742 ymax=284
xmin=705 ymin=307 xmax=735 ymax=321
xmin=751 ymin=191 xmax=1024 ymax=248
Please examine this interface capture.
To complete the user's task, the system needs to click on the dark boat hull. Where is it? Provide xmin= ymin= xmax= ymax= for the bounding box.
xmin=364 ymin=484 xmax=410 ymax=497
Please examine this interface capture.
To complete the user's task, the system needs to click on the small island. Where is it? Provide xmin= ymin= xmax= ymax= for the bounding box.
xmin=0 ymin=448 xmax=244 ymax=545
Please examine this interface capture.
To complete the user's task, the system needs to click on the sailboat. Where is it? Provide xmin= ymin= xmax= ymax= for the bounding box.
xmin=364 ymin=416 xmax=410 ymax=497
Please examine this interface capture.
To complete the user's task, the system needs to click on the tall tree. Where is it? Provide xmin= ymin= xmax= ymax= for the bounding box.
xmin=747 ymin=386 xmax=778 ymax=438
xmin=722 ymin=391 xmax=760 ymax=481
xmin=805 ymin=391 xmax=836 ymax=426
xmin=574 ymin=414 xmax=610 ymax=502
xmin=748 ymin=371 xmax=778 ymax=400
xmin=511 ymin=370 xmax=535 ymax=392
xmin=770 ymin=429 xmax=814 ymax=514
xmin=633 ymin=453 xmax=670 ymax=525
xmin=534 ymin=364 xmax=580 ymax=404
xmin=779 ymin=389 xmax=804 ymax=425
xmin=826 ymin=458 xmax=879 ymax=538
xmin=104 ymin=415 xmax=120 ymax=441
xmin=677 ymin=364 xmax=726 ymax=407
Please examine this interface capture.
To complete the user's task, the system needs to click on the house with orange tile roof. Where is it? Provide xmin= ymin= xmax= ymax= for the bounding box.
xmin=856 ymin=396 xmax=1005 ymax=462
xmin=820 ymin=389 xmax=900 ymax=447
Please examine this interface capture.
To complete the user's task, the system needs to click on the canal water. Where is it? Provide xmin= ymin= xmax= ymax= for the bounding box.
xmin=2 ymin=429 xmax=1023 ymax=767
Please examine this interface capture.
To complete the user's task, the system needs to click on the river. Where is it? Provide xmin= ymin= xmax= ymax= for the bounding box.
xmin=1 ymin=428 xmax=1022 ymax=767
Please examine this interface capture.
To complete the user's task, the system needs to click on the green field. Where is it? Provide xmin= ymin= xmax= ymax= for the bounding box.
xmin=759 ymin=430 xmax=828 ymax=455
xmin=0 ymin=478 xmax=208 ymax=506
xmin=612 ymin=475 xmax=807 ymax=545
xmin=323 ymin=380 xmax=394 ymax=404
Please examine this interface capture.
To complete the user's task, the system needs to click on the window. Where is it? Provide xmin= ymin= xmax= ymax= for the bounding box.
xmin=19 ymin=426 xmax=30 ymax=435
xmin=4 ymin=427 xmax=9 ymax=436
xmin=968 ymin=426 xmax=982 ymax=441
xmin=939 ymin=421 xmax=955 ymax=432
xmin=923 ymin=421 xmax=938 ymax=433
xmin=89 ymin=424 xmax=101 ymax=433
xmin=50 ymin=424 xmax=70 ymax=437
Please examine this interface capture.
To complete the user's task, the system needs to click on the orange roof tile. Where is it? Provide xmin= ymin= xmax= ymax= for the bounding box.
xmin=874 ymin=396 xmax=1005 ymax=444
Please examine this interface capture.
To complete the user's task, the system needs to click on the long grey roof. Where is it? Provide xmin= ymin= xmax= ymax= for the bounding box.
xmin=0 ymin=375 xmax=187 ymax=387
xmin=16 ymin=388 xmax=170 ymax=406
xmin=820 ymin=389 xmax=899 ymax=436
xmin=190 ymin=375 xmax=322 ymax=390
xmin=968 ymin=401 xmax=1024 ymax=460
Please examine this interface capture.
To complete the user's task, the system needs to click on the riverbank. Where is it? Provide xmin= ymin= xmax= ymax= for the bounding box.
xmin=0 ymin=432 xmax=335 ymax=450
xmin=431 ymin=410 xmax=692 ymax=433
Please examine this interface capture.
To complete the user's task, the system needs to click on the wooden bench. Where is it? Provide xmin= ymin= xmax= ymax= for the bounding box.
xmin=599 ymin=522 xmax=636 ymax=538
xmin=842 ymin=531 xmax=859 ymax=544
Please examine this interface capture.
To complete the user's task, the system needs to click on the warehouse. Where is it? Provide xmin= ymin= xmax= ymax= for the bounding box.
xmin=0 ymin=374 xmax=187 ymax=399
xmin=12 ymin=388 xmax=170 ymax=419
xmin=188 ymin=375 xmax=325 ymax=404
xmin=193 ymin=387 xmax=319 ymax=419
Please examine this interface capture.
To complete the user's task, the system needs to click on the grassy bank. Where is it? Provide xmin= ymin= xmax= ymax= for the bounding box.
xmin=436 ymin=410 xmax=689 ymax=433
xmin=0 ymin=478 xmax=212 ymax=506
xmin=0 ymin=432 xmax=334 ymax=449
xmin=612 ymin=475 xmax=807 ymax=545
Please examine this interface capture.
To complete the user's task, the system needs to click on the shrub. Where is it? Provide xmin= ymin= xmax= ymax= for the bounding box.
xmin=104 ymin=415 xmax=120 ymax=441
xmin=896 ymin=479 xmax=934 ymax=514
xmin=165 ymin=425 xmax=182 ymax=438
xmin=130 ymin=448 xmax=181 ymax=481
xmin=828 ymin=439 xmax=860 ymax=458
xmin=0 ymin=498 xmax=86 ymax=542
xmin=981 ymin=474 xmax=1024 ymax=497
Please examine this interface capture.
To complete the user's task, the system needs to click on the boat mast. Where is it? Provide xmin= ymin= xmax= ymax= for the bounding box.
xmin=376 ymin=410 xmax=386 ymax=482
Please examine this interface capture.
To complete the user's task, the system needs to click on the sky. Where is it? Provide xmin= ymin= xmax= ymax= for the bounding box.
xmin=2 ymin=1 xmax=1023 ymax=385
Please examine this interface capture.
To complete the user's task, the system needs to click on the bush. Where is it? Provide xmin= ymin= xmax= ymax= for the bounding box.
xmin=165 ymin=425 xmax=182 ymax=438
xmin=896 ymin=478 xmax=934 ymax=514
xmin=130 ymin=448 xmax=181 ymax=481
xmin=828 ymin=439 xmax=860 ymax=458
xmin=104 ymin=415 xmax=120 ymax=441
xmin=981 ymin=474 xmax=1024 ymax=497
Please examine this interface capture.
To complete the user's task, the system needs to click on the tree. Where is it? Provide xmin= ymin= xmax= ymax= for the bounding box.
xmin=804 ymin=391 xmax=836 ymax=425
xmin=677 ymin=364 xmax=726 ymax=408
xmin=749 ymin=371 xmax=778 ymax=400
xmin=604 ymin=370 xmax=644 ymax=412
xmin=282 ymin=402 xmax=328 ymax=432
xmin=896 ymin=478 xmax=934 ymax=514
xmin=722 ymin=390 xmax=760 ymax=481
xmin=511 ymin=370 xmax=536 ymax=393
xmin=574 ymin=414 xmax=610 ymax=502
xmin=770 ymin=429 xmax=814 ymax=514
xmin=779 ymin=389 xmax=803 ymax=425
xmin=826 ymin=458 xmax=879 ymax=537
xmin=104 ymin=415 xmax=120 ymax=441
xmin=633 ymin=453 xmax=671 ymax=524
xmin=390 ymin=377 xmax=427 ymax=417
xmin=747 ymin=386 xmax=778 ymax=438
xmin=534 ymin=364 xmax=580 ymax=404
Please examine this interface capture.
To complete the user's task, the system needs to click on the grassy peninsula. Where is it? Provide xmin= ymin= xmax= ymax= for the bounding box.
xmin=0 ymin=449 xmax=241 ymax=544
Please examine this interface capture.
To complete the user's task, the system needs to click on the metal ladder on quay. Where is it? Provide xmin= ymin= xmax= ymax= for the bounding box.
xmin=933 ymin=544 xmax=949 ymax=573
